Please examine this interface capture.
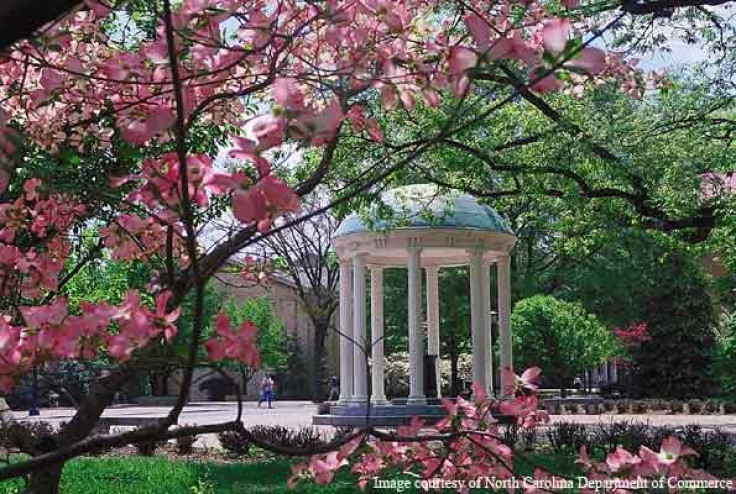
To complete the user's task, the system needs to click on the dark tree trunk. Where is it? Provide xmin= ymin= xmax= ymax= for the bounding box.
xmin=26 ymin=369 xmax=131 ymax=493
xmin=312 ymin=318 xmax=329 ymax=401
xmin=26 ymin=465 xmax=63 ymax=494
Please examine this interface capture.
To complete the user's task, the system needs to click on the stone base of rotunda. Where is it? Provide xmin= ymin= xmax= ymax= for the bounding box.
xmin=312 ymin=402 xmax=447 ymax=427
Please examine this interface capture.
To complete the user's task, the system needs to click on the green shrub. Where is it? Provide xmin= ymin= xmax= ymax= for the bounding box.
xmin=135 ymin=438 xmax=165 ymax=457
xmin=0 ymin=420 xmax=57 ymax=455
xmin=679 ymin=425 xmax=732 ymax=473
xmin=687 ymin=399 xmax=703 ymax=414
xmin=512 ymin=296 xmax=621 ymax=393
xmin=713 ymin=312 xmax=736 ymax=398
xmin=545 ymin=422 xmax=588 ymax=452
xmin=219 ymin=426 xmax=334 ymax=457
xmin=704 ymin=400 xmax=719 ymax=414
xmin=669 ymin=400 xmax=684 ymax=414
xmin=631 ymin=401 xmax=648 ymax=414
xmin=615 ymin=400 xmax=630 ymax=414
xmin=648 ymin=399 xmax=667 ymax=412
xmin=175 ymin=435 xmax=197 ymax=455
xmin=218 ymin=429 xmax=251 ymax=456
xmin=627 ymin=252 xmax=715 ymax=398
xmin=592 ymin=421 xmax=653 ymax=454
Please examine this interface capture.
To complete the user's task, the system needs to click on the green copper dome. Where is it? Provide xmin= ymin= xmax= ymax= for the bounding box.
xmin=334 ymin=184 xmax=514 ymax=238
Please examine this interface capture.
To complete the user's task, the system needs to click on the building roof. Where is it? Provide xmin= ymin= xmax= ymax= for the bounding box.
xmin=333 ymin=184 xmax=514 ymax=238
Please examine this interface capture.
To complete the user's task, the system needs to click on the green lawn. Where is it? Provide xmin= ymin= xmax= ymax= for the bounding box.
xmin=0 ymin=457 xmax=361 ymax=494
xmin=0 ymin=452 xmax=580 ymax=493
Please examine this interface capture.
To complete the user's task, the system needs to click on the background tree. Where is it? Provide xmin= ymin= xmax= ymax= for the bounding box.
xmin=438 ymin=268 xmax=473 ymax=397
xmin=627 ymin=250 xmax=716 ymax=397
xmin=252 ymin=196 xmax=340 ymax=400
xmin=221 ymin=297 xmax=287 ymax=395
xmin=713 ymin=312 xmax=736 ymax=398
xmin=511 ymin=295 xmax=621 ymax=394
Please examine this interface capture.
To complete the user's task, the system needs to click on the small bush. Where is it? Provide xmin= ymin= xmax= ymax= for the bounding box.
xmin=721 ymin=448 xmax=736 ymax=476
xmin=687 ymin=399 xmax=703 ymax=414
xmin=648 ymin=399 xmax=667 ymax=412
xmin=723 ymin=402 xmax=736 ymax=414
xmin=218 ymin=429 xmax=251 ymax=456
xmin=680 ymin=425 xmax=733 ymax=473
xmin=0 ymin=420 xmax=57 ymax=455
xmin=175 ymin=435 xmax=197 ymax=455
xmin=669 ymin=400 xmax=684 ymax=414
xmin=586 ymin=422 xmax=733 ymax=475
xmin=703 ymin=400 xmax=719 ymax=415
xmin=333 ymin=426 xmax=356 ymax=442
xmin=631 ymin=401 xmax=648 ymax=414
xmin=173 ymin=424 xmax=198 ymax=455
xmin=253 ymin=425 xmax=327 ymax=449
xmin=219 ymin=426 xmax=333 ymax=457
xmin=592 ymin=421 xmax=652 ymax=454
xmin=649 ymin=425 xmax=677 ymax=449
xmin=135 ymin=437 xmax=165 ymax=457
xmin=546 ymin=422 xmax=588 ymax=452
xmin=86 ymin=423 xmax=113 ymax=457
xmin=519 ymin=427 xmax=537 ymax=450
xmin=615 ymin=400 xmax=630 ymax=414
xmin=602 ymin=400 xmax=616 ymax=413
xmin=503 ymin=424 xmax=520 ymax=447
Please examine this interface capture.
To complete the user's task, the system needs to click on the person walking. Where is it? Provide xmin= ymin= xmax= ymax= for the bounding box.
xmin=257 ymin=374 xmax=276 ymax=409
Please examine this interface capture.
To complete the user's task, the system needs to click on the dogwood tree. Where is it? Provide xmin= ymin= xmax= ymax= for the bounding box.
xmin=0 ymin=0 xmax=668 ymax=492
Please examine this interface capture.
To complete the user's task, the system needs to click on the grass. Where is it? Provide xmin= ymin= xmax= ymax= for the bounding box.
xmin=0 ymin=457 xmax=360 ymax=494
xmin=0 ymin=453 xmax=580 ymax=493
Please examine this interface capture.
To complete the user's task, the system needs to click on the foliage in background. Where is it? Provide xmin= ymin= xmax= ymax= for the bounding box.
xmin=711 ymin=312 xmax=736 ymax=397
xmin=511 ymin=295 xmax=621 ymax=392
xmin=275 ymin=334 xmax=310 ymax=399
xmin=257 ymin=196 xmax=341 ymax=400
xmin=383 ymin=352 xmax=474 ymax=399
xmin=626 ymin=249 xmax=716 ymax=398
xmin=219 ymin=297 xmax=288 ymax=396
xmin=222 ymin=297 xmax=287 ymax=373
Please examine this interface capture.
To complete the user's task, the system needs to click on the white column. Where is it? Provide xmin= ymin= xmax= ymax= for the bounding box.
xmin=482 ymin=262 xmax=493 ymax=396
xmin=498 ymin=254 xmax=513 ymax=397
xmin=407 ymin=245 xmax=425 ymax=404
xmin=352 ymin=253 xmax=368 ymax=404
xmin=469 ymin=249 xmax=489 ymax=395
xmin=337 ymin=259 xmax=353 ymax=404
xmin=370 ymin=266 xmax=388 ymax=404
xmin=425 ymin=267 xmax=441 ymax=398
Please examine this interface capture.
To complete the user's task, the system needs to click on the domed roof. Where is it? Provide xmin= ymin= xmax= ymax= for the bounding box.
xmin=334 ymin=184 xmax=514 ymax=238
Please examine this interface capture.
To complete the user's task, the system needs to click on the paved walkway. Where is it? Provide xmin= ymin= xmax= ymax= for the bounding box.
xmin=12 ymin=401 xmax=319 ymax=427
xmin=12 ymin=403 xmax=736 ymax=447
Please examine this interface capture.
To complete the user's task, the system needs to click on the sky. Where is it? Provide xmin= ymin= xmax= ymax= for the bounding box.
xmin=639 ymin=41 xmax=709 ymax=70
